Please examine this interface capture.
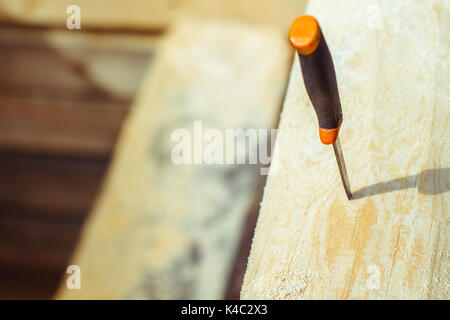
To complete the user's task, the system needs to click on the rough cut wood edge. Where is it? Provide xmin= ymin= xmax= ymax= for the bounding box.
xmin=55 ymin=16 xmax=291 ymax=299
xmin=241 ymin=0 xmax=449 ymax=300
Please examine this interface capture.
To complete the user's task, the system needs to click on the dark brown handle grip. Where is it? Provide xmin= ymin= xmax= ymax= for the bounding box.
xmin=290 ymin=15 xmax=343 ymax=144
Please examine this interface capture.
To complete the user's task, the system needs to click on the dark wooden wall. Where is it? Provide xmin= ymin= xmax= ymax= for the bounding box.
xmin=0 ymin=27 xmax=151 ymax=298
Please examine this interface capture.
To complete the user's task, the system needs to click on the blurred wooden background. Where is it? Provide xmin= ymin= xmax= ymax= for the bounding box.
xmin=0 ymin=0 xmax=306 ymax=299
xmin=0 ymin=28 xmax=154 ymax=299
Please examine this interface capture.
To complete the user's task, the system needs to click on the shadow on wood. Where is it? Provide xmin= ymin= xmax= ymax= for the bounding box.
xmin=352 ymin=168 xmax=449 ymax=200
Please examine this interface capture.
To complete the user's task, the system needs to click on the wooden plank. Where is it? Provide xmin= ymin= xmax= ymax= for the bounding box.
xmin=0 ymin=29 xmax=154 ymax=157
xmin=0 ymin=0 xmax=174 ymax=31
xmin=0 ymin=153 xmax=108 ymax=298
xmin=56 ymin=17 xmax=291 ymax=299
xmin=0 ymin=30 xmax=155 ymax=299
xmin=0 ymin=153 xmax=106 ymax=214
xmin=0 ymin=207 xmax=83 ymax=271
xmin=0 ymin=266 xmax=63 ymax=299
xmin=180 ymin=0 xmax=306 ymax=31
xmin=0 ymin=28 xmax=157 ymax=100
xmin=0 ymin=0 xmax=307 ymax=31
xmin=225 ymin=175 xmax=268 ymax=299
xmin=241 ymin=0 xmax=449 ymax=299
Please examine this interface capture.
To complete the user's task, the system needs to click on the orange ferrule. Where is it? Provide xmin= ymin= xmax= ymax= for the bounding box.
xmin=319 ymin=122 xmax=341 ymax=145
xmin=289 ymin=15 xmax=322 ymax=55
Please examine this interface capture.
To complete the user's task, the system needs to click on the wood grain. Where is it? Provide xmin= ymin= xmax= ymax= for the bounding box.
xmin=0 ymin=29 xmax=153 ymax=298
xmin=0 ymin=0 xmax=174 ymax=31
xmin=56 ymin=17 xmax=291 ymax=299
xmin=0 ymin=153 xmax=105 ymax=215
xmin=241 ymin=0 xmax=449 ymax=299
xmin=0 ymin=0 xmax=307 ymax=31
xmin=0 ymin=154 xmax=103 ymax=299
xmin=0 ymin=28 xmax=153 ymax=157
xmin=179 ymin=0 xmax=306 ymax=31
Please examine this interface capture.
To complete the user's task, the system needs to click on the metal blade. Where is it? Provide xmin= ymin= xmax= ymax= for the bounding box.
xmin=332 ymin=137 xmax=352 ymax=200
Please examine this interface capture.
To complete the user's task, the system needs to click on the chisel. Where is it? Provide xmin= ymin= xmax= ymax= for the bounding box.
xmin=289 ymin=15 xmax=352 ymax=200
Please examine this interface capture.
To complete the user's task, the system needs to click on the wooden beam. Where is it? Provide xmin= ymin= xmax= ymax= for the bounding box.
xmin=56 ymin=17 xmax=291 ymax=299
xmin=179 ymin=0 xmax=306 ymax=31
xmin=0 ymin=29 xmax=156 ymax=299
xmin=0 ymin=28 xmax=155 ymax=157
xmin=241 ymin=0 xmax=449 ymax=299
xmin=0 ymin=153 xmax=105 ymax=215
xmin=0 ymin=0 xmax=307 ymax=31
xmin=0 ymin=0 xmax=173 ymax=31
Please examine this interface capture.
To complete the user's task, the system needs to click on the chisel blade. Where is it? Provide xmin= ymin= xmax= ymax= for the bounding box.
xmin=332 ymin=137 xmax=352 ymax=200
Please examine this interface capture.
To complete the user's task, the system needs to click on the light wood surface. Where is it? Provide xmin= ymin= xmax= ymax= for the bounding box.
xmin=180 ymin=0 xmax=306 ymax=31
xmin=241 ymin=0 xmax=449 ymax=299
xmin=56 ymin=17 xmax=291 ymax=299
xmin=0 ymin=0 xmax=172 ymax=31
xmin=0 ymin=0 xmax=306 ymax=31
